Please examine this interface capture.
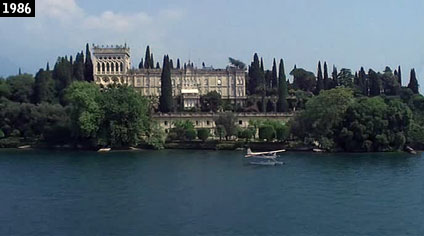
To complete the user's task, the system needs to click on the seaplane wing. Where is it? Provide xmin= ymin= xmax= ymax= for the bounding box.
xmin=245 ymin=148 xmax=286 ymax=158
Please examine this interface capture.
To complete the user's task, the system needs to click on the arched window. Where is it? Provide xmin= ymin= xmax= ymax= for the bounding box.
xmin=106 ymin=63 xmax=110 ymax=72
xmin=102 ymin=63 xmax=105 ymax=72
xmin=97 ymin=62 xmax=101 ymax=72
xmin=111 ymin=63 xmax=115 ymax=72
xmin=120 ymin=62 xmax=124 ymax=72
xmin=116 ymin=62 xmax=119 ymax=72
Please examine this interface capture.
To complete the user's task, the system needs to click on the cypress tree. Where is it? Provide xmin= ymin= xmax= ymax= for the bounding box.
xmin=84 ymin=44 xmax=94 ymax=81
xmin=259 ymin=57 xmax=266 ymax=111
xmin=354 ymin=71 xmax=359 ymax=86
xmin=150 ymin=53 xmax=154 ymax=69
xmin=159 ymin=55 xmax=173 ymax=112
xmin=271 ymin=59 xmax=278 ymax=88
xmin=177 ymin=59 xmax=181 ymax=69
xmin=46 ymin=62 xmax=50 ymax=71
xmin=408 ymin=68 xmax=419 ymax=94
xmin=398 ymin=66 xmax=402 ymax=85
xmin=323 ymin=62 xmax=330 ymax=90
xmin=359 ymin=67 xmax=367 ymax=95
xmin=18 ymin=68 xmax=22 ymax=75
xmin=53 ymin=57 xmax=73 ymax=104
xmin=369 ymin=69 xmax=382 ymax=96
xmin=315 ymin=61 xmax=324 ymax=95
xmin=156 ymin=62 xmax=160 ymax=69
xmin=33 ymin=69 xmax=55 ymax=104
xmin=144 ymin=46 xmax=151 ymax=69
xmin=73 ymin=51 xmax=85 ymax=81
xmin=138 ymin=58 xmax=144 ymax=69
xmin=277 ymin=59 xmax=289 ymax=112
xmin=247 ymin=53 xmax=261 ymax=95
xmin=260 ymin=58 xmax=264 ymax=72
xmin=332 ymin=65 xmax=338 ymax=87
xmin=170 ymin=59 xmax=174 ymax=69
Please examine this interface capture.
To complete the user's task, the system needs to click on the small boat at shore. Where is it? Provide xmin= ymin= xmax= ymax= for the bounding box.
xmin=97 ymin=148 xmax=111 ymax=152
xmin=18 ymin=145 xmax=31 ymax=149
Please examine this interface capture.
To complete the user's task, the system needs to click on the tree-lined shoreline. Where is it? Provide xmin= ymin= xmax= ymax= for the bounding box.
xmin=0 ymin=44 xmax=423 ymax=153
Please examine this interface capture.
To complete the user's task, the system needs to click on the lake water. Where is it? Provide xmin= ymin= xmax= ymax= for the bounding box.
xmin=0 ymin=149 xmax=423 ymax=235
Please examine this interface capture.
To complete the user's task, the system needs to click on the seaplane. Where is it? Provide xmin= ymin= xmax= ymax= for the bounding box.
xmin=245 ymin=148 xmax=286 ymax=166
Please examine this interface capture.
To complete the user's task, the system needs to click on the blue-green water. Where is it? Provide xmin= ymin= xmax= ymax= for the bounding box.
xmin=0 ymin=149 xmax=423 ymax=235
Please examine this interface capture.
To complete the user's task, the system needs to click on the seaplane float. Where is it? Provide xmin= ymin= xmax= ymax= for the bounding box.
xmin=244 ymin=148 xmax=286 ymax=166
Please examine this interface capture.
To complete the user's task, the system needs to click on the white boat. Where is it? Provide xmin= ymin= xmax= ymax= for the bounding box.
xmin=97 ymin=147 xmax=111 ymax=152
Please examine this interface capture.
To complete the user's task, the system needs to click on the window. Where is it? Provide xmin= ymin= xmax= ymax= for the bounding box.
xmin=207 ymin=120 xmax=210 ymax=125
xmin=196 ymin=121 xmax=199 ymax=126
xmin=239 ymin=120 xmax=243 ymax=125
xmin=164 ymin=121 xmax=168 ymax=126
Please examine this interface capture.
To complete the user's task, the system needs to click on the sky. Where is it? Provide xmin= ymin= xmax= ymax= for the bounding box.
xmin=1 ymin=0 xmax=424 ymax=88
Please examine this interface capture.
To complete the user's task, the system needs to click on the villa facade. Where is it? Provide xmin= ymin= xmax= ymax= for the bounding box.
xmin=92 ymin=45 xmax=247 ymax=108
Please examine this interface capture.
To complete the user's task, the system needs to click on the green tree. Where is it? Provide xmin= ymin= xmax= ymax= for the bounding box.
xmin=291 ymin=88 xmax=354 ymax=149
xmin=159 ymin=55 xmax=173 ymax=113
xmin=215 ymin=112 xmax=238 ymax=140
xmin=66 ymin=81 xmax=103 ymax=140
xmin=145 ymin=122 xmax=166 ymax=149
xmin=99 ymin=85 xmax=150 ymax=147
xmin=197 ymin=128 xmax=210 ymax=141
xmin=368 ymin=69 xmax=382 ymax=96
xmin=73 ymin=51 xmax=85 ymax=81
xmin=228 ymin=57 xmax=246 ymax=70
xmin=53 ymin=57 xmax=73 ymax=104
xmin=247 ymin=53 xmax=261 ymax=95
xmin=259 ymin=125 xmax=276 ymax=141
xmin=0 ymin=79 xmax=11 ymax=98
xmin=33 ymin=69 xmax=55 ymax=104
xmin=338 ymin=68 xmax=354 ymax=88
xmin=271 ymin=59 xmax=278 ymax=88
xmin=6 ymin=74 xmax=34 ymax=103
xmin=323 ymin=62 xmax=331 ymax=90
xmin=200 ymin=91 xmax=222 ymax=112
xmin=332 ymin=65 xmax=339 ymax=87
xmin=84 ymin=43 xmax=94 ymax=82
xmin=238 ymin=128 xmax=254 ymax=142
xmin=277 ymin=59 xmax=289 ymax=112
xmin=408 ymin=68 xmax=419 ymax=94
xmin=291 ymin=68 xmax=316 ymax=92
xmin=315 ymin=61 xmax=324 ymax=94
xmin=144 ymin=45 xmax=151 ymax=69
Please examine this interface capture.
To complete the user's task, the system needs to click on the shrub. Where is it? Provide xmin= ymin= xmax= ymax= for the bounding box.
xmin=197 ymin=128 xmax=210 ymax=142
xmin=238 ymin=128 xmax=254 ymax=141
xmin=185 ymin=129 xmax=197 ymax=141
xmin=275 ymin=125 xmax=290 ymax=141
xmin=259 ymin=125 xmax=276 ymax=141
